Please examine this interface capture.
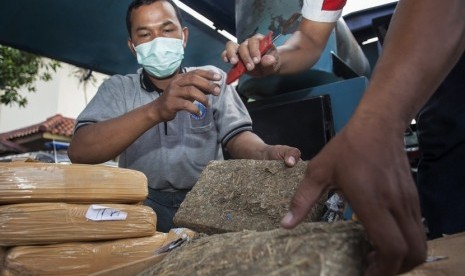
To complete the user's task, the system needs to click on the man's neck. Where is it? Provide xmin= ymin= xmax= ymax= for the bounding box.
xmin=145 ymin=68 xmax=181 ymax=92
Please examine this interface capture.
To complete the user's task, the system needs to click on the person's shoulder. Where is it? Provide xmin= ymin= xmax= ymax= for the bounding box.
xmin=301 ymin=0 xmax=344 ymax=23
xmin=184 ymin=65 xmax=225 ymax=75
xmin=106 ymin=72 xmax=139 ymax=83
xmin=95 ymin=72 xmax=141 ymax=97
xmin=99 ymin=72 xmax=140 ymax=89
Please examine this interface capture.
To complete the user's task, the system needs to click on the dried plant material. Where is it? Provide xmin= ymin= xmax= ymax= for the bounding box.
xmin=0 ymin=203 xmax=156 ymax=246
xmin=0 ymin=163 xmax=148 ymax=204
xmin=174 ymin=160 xmax=327 ymax=234
xmin=139 ymin=221 xmax=371 ymax=276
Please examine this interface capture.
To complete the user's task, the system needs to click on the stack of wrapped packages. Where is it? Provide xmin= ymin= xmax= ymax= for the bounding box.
xmin=0 ymin=162 xmax=195 ymax=275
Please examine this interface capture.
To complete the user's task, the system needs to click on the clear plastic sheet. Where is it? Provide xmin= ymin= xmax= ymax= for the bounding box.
xmin=3 ymin=228 xmax=196 ymax=275
xmin=4 ymin=233 xmax=167 ymax=275
xmin=0 ymin=163 xmax=148 ymax=204
xmin=0 ymin=203 xmax=156 ymax=246
xmin=321 ymin=193 xmax=346 ymax=222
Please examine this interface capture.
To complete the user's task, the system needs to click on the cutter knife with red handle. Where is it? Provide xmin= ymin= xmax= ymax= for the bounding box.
xmin=226 ymin=31 xmax=275 ymax=85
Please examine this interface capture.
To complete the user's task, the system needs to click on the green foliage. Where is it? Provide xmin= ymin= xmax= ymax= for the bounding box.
xmin=0 ymin=45 xmax=61 ymax=107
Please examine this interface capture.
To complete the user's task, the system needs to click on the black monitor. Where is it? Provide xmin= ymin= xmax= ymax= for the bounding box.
xmin=372 ymin=13 xmax=392 ymax=46
xmin=245 ymin=94 xmax=334 ymax=161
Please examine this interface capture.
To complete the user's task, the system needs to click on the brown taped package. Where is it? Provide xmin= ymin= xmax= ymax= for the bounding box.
xmin=401 ymin=231 xmax=465 ymax=276
xmin=0 ymin=163 xmax=148 ymax=204
xmin=3 ymin=233 xmax=166 ymax=276
xmin=90 ymin=228 xmax=198 ymax=276
xmin=0 ymin=203 xmax=156 ymax=246
xmin=0 ymin=247 xmax=6 ymax=271
xmin=2 ymin=228 xmax=197 ymax=276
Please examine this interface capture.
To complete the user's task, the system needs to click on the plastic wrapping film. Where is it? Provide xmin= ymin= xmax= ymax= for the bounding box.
xmin=0 ymin=246 xmax=6 ymax=272
xmin=0 ymin=162 xmax=148 ymax=204
xmin=2 ymin=228 xmax=196 ymax=276
xmin=0 ymin=203 xmax=157 ymax=246
xmin=3 ymin=233 xmax=166 ymax=276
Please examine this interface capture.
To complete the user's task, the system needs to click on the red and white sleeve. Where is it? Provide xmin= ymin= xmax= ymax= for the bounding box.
xmin=301 ymin=0 xmax=347 ymax=22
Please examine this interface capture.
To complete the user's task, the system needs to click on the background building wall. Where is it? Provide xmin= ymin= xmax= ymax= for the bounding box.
xmin=0 ymin=60 xmax=108 ymax=133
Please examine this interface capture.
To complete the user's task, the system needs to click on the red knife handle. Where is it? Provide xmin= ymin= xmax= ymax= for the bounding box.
xmin=226 ymin=31 xmax=274 ymax=85
xmin=258 ymin=31 xmax=274 ymax=55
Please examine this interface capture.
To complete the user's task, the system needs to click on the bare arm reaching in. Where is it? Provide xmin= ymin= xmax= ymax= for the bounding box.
xmin=222 ymin=19 xmax=335 ymax=76
xmin=279 ymin=0 xmax=465 ymax=275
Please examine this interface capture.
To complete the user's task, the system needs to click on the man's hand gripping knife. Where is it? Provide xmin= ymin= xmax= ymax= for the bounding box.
xmin=225 ymin=31 xmax=274 ymax=85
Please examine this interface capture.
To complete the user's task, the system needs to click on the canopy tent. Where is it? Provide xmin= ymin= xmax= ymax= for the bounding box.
xmin=0 ymin=0 xmax=236 ymax=76
xmin=0 ymin=0 xmax=396 ymax=77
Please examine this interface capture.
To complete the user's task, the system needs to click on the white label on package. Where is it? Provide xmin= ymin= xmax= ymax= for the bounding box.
xmin=85 ymin=205 xmax=128 ymax=221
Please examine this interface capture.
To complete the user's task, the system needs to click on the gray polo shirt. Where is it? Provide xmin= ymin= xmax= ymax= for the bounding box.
xmin=75 ymin=65 xmax=252 ymax=191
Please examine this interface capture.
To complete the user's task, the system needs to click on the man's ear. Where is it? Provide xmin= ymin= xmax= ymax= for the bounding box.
xmin=182 ymin=27 xmax=189 ymax=48
xmin=128 ymin=38 xmax=136 ymax=56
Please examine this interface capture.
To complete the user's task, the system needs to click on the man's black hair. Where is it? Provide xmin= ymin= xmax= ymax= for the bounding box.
xmin=126 ymin=0 xmax=183 ymax=37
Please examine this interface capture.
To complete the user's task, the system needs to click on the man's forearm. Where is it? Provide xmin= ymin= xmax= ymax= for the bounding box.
xmin=352 ymin=0 xmax=465 ymax=132
xmin=226 ymin=131 xmax=270 ymax=160
xmin=276 ymin=19 xmax=336 ymax=74
xmin=68 ymin=104 xmax=160 ymax=164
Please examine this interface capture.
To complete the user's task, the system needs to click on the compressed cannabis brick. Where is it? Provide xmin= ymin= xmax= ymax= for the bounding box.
xmin=139 ymin=221 xmax=371 ymax=276
xmin=174 ymin=160 xmax=327 ymax=234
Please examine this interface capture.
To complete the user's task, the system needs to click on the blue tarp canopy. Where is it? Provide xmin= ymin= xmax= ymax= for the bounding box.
xmin=0 ymin=0 xmax=236 ymax=75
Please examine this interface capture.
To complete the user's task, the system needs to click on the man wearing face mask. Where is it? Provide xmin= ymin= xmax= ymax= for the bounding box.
xmin=68 ymin=0 xmax=301 ymax=233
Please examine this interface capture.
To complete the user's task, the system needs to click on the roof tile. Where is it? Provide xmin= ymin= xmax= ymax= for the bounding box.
xmin=0 ymin=114 xmax=75 ymax=141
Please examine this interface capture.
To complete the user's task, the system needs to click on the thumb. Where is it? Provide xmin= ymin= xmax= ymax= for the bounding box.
xmin=260 ymin=54 xmax=277 ymax=67
xmin=281 ymin=164 xmax=327 ymax=229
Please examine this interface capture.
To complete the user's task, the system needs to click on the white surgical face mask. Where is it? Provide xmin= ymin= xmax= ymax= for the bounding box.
xmin=134 ymin=35 xmax=184 ymax=78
